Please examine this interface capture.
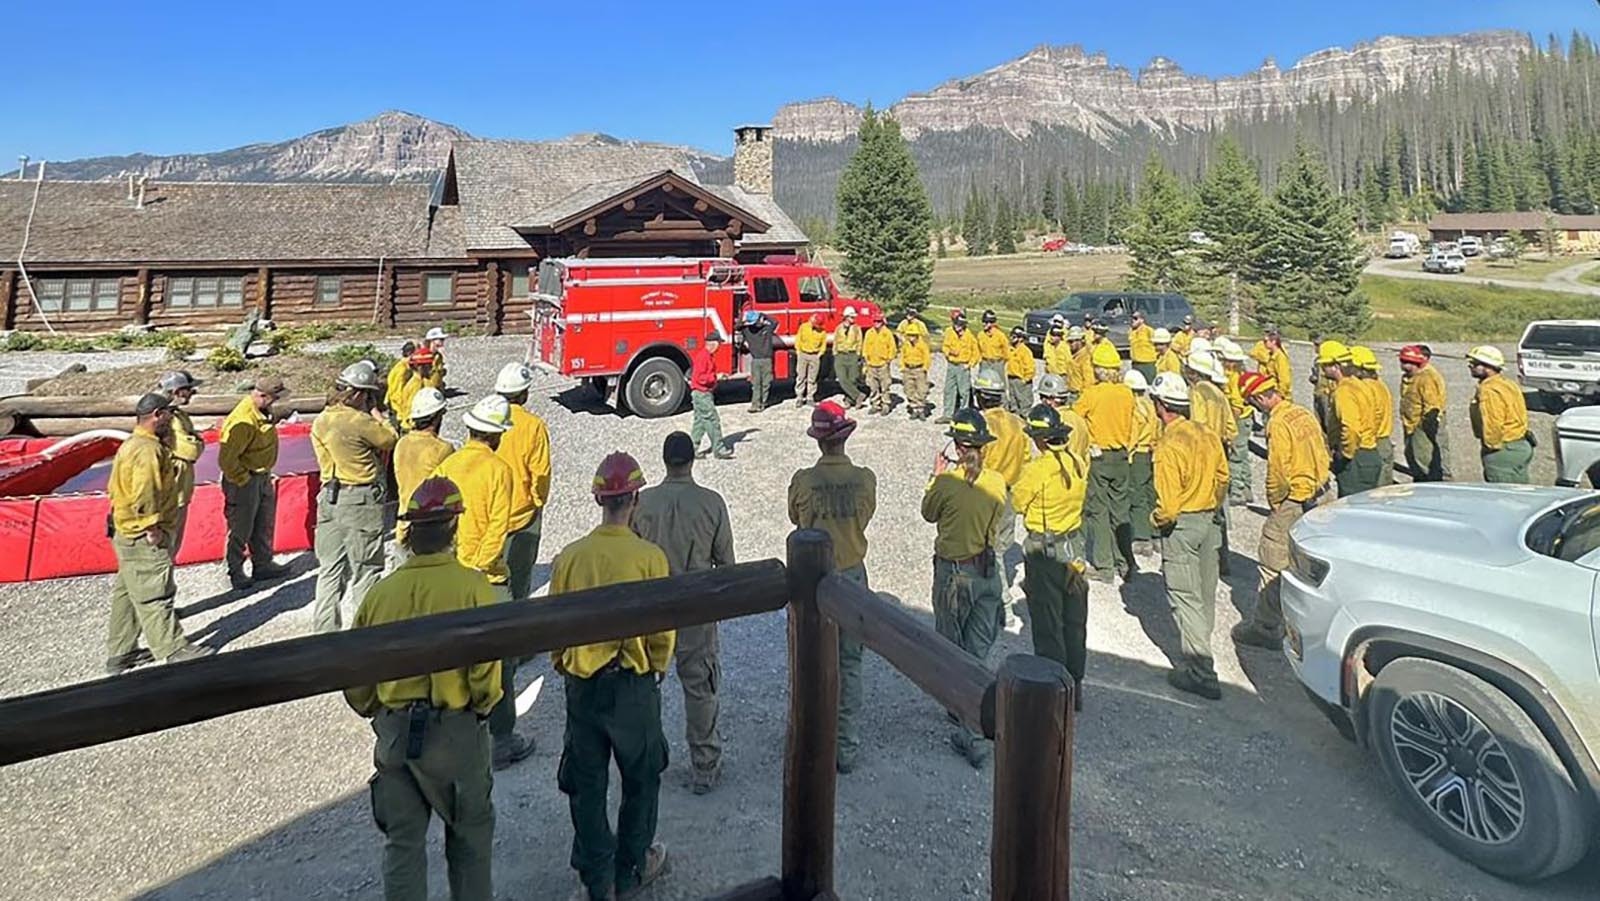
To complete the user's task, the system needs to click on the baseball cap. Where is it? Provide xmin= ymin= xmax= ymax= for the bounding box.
xmin=254 ymin=376 xmax=286 ymax=397
xmin=662 ymin=431 xmax=696 ymax=466
xmin=134 ymin=392 xmax=175 ymax=416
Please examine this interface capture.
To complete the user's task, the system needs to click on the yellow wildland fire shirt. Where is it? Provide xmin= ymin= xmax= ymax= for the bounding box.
xmin=977 ymin=326 xmax=1010 ymax=362
xmin=218 ymin=397 xmax=279 ymax=487
xmin=550 ymin=524 xmax=674 ymax=677
xmin=169 ymin=408 xmax=204 ymax=506
xmin=1363 ymin=377 xmax=1395 ymax=441
xmin=1043 ymin=338 xmax=1074 ymax=377
xmin=795 ymin=322 xmax=829 ymax=355
xmin=1074 ymin=381 xmax=1136 ymax=451
xmin=1250 ymin=342 xmax=1294 ymax=403
xmin=897 ymin=317 xmax=930 ymax=341
xmin=1152 ymin=418 xmax=1229 ymax=528
xmin=1011 ymin=447 xmax=1087 ymax=535
xmin=1130 ymin=394 xmax=1159 ymax=454
xmin=1400 ymin=365 xmax=1447 ymax=434
xmin=497 ymin=404 xmax=553 ymax=532
xmin=388 ymin=372 xmax=422 ymax=430
xmin=1072 ymin=346 xmax=1096 ymax=393
xmin=1156 ymin=347 xmax=1183 ymax=376
xmin=833 ymin=323 xmax=863 ymax=354
xmin=1006 ymin=343 xmax=1036 ymax=381
xmin=425 ymin=350 xmax=446 ymax=390
xmin=1188 ymin=380 xmax=1238 ymax=443
xmin=788 ymin=453 xmax=877 ymax=571
xmin=1225 ymin=371 xmax=1249 ymax=419
xmin=433 ymin=440 xmax=515 ymax=584
xmin=941 ymin=328 xmax=980 ymax=366
xmin=310 ymin=403 xmax=397 ymax=486
xmin=900 ymin=335 xmax=932 ymax=369
xmin=862 ymin=326 xmax=898 ymax=367
xmin=344 ymin=552 xmax=503 ymax=716
xmin=109 ymin=426 xmax=178 ymax=537
xmin=1331 ymin=378 xmax=1377 ymax=459
xmin=921 ymin=467 xmax=1008 ymax=560
xmin=1058 ymin=407 xmax=1093 ymax=466
xmin=1265 ymin=402 xmax=1330 ymax=506
xmin=982 ymin=408 xmax=1031 ymax=487
xmin=386 ymin=359 xmax=411 ymax=405
xmin=1128 ymin=324 xmax=1157 ymax=364
xmin=392 ymin=430 xmax=454 ymax=543
xmin=1471 ymin=373 xmax=1529 ymax=451
xmin=1171 ymin=330 xmax=1194 ymax=357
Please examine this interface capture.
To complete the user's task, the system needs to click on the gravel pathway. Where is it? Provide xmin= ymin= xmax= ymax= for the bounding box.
xmin=0 ymin=335 xmax=1593 ymax=900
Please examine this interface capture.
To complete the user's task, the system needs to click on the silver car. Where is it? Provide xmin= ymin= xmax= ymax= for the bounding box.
xmin=1281 ymin=483 xmax=1600 ymax=880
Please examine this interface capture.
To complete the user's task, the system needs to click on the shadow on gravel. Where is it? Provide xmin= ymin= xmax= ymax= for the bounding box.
xmin=188 ymin=573 xmax=316 ymax=650
xmin=1118 ymin=571 xmax=1183 ymax=668
xmin=550 ymin=385 xmax=614 ymax=416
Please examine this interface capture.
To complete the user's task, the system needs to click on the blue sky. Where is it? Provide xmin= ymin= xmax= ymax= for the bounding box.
xmin=8 ymin=0 xmax=1589 ymax=162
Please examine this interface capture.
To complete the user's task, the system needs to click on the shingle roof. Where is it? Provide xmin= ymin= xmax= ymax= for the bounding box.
xmin=0 ymin=180 xmax=434 ymax=264
xmin=1428 ymin=212 xmax=1600 ymax=231
xmin=705 ymin=185 xmax=809 ymax=246
xmin=425 ymin=204 xmax=466 ymax=258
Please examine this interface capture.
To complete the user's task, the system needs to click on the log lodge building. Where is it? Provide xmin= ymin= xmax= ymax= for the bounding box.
xmin=0 ymin=126 xmax=805 ymax=335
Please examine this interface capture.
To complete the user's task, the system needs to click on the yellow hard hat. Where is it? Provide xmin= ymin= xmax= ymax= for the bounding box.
xmin=1467 ymin=345 xmax=1506 ymax=370
xmin=1317 ymin=340 xmax=1352 ymax=365
xmin=1349 ymin=345 xmax=1380 ymax=372
xmin=1091 ymin=342 xmax=1122 ymax=369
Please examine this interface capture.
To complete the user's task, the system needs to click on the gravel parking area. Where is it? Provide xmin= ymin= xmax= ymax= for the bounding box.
xmin=1 ymin=335 xmax=1593 ymax=900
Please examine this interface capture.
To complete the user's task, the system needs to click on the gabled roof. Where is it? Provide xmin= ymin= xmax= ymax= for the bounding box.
xmin=0 ymin=180 xmax=435 ymax=264
xmin=704 ymin=185 xmax=809 ymax=246
xmin=1428 ymin=211 xmax=1600 ymax=231
xmin=518 ymin=170 xmax=768 ymax=234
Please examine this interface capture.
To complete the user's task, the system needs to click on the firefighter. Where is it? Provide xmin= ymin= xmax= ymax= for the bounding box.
xmin=832 ymin=306 xmax=864 ymax=408
xmin=219 ymin=375 xmax=289 ymax=590
xmin=157 ymin=370 xmax=205 ymax=555
xmin=391 ymin=388 xmax=453 ymax=564
xmin=976 ymin=309 xmax=1009 ymax=387
xmin=633 ymin=432 xmax=734 ymax=795
xmin=898 ymin=316 xmax=933 ymax=419
xmin=740 ymin=310 xmax=779 ymax=413
xmin=1230 ymin=372 xmax=1331 ymax=650
xmin=553 ymin=452 xmax=674 ymax=901
xmin=861 ymin=312 xmax=898 ymax=415
xmin=922 ymin=409 xmax=1007 ymax=767
xmin=787 ymin=402 xmax=877 ymax=773
xmin=1005 ymin=326 xmax=1036 ymax=413
xmin=388 ymin=346 xmax=437 ymax=430
xmin=1171 ymin=315 xmax=1195 ymax=356
xmin=1012 ymin=403 xmax=1089 ymax=705
xmin=936 ymin=311 xmax=979 ymax=422
xmin=1088 ymin=319 xmax=1113 ymax=353
xmin=1042 ymin=317 xmax=1074 ymax=386
xmin=422 ymin=326 xmax=448 ymax=390
xmin=1217 ymin=337 xmax=1255 ymax=506
xmin=345 ymin=476 xmax=500 ymax=901
xmin=1399 ymin=344 xmax=1450 ymax=481
xmin=493 ymin=362 xmax=553 ymax=601
xmin=1069 ymin=326 xmax=1096 ymax=400
xmin=1128 ymin=309 xmax=1158 ymax=382
xmin=689 ymin=333 xmax=733 ymax=460
xmin=433 ymin=395 xmax=532 ymax=770
xmin=793 ymin=312 xmax=828 ymax=407
xmin=1125 ymin=369 xmax=1158 ymax=554
xmin=310 ymin=363 xmax=399 ymax=632
xmin=974 ymin=371 xmax=1030 ymax=585
xmin=1319 ymin=341 xmax=1381 ymax=496
xmin=1148 ymin=373 xmax=1227 ymax=700
xmin=1351 ymin=346 xmax=1396 ymax=486
xmin=385 ymin=341 xmax=417 ymax=412
xmin=1036 ymin=374 xmax=1093 ymax=465
xmin=1073 ymin=343 xmax=1135 ymax=582
xmin=1249 ymin=325 xmax=1294 ymax=403
xmin=105 ymin=392 xmax=213 ymax=673
xmin=1153 ymin=328 xmax=1182 ymax=375
xmin=1468 ymin=345 xmax=1533 ymax=484
xmin=1184 ymin=350 xmax=1238 ymax=565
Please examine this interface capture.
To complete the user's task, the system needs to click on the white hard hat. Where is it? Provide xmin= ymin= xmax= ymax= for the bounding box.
xmin=1188 ymin=336 xmax=1214 ymax=357
xmin=1186 ymin=350 xmax=1224 ymax=383
xmin=462 ymin=394 xmax=512 ymax=433
xmin=424 ymin=327 xmax=448 ymax=341
xmin=1049 ymin=313 xmax=1066 ymax=327
xmin=1467 ymin=345 xmax=1506 ymax=370
xmin=408 ymin=387 xmax=447 ymax=422
xmin=494 ymin=362 xmax=534 ymax=394
xmin=1215 ymin=336 xmax=1247 ymax=362
xmin=338 ymin=362 xmax=381 ymax=392
xmin=1152 ymin=327 xmax=1173 ymax=344
xmin=842 ymin=306 xmax=857 ymax=318
xmin=1151 ymin=372 xmax=1190 ymax=406
xmin=1122 ymin=369 xmax=1149 ymax=392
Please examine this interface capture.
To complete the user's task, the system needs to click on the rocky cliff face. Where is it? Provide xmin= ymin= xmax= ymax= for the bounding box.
xmin=775 ymin=31 xmax=1533 ymax=143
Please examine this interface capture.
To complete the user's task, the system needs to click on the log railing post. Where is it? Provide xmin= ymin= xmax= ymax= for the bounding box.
xmin=783 ymin=529 xmax=838 ymax=901
xmin=991 ymin=654 xmax=1075 ymax=901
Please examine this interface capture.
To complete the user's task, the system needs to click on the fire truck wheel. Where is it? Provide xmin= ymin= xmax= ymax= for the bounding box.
xmin=624 ymin=357 xmax=688 ymax=418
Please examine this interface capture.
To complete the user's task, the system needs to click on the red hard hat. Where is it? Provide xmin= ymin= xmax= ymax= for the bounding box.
xmin=806 ymin=400 xmax=857 ymax=441
xmin=592 ymin=451 xmax=647 ymax=499
xmin=401 ymin=476 xmax=465 ymax=522
xmin=1237 ymin=371 xmax=1278 ymax=399
xmin=409 ymin=347 xmax=438 ymax=366
xmin=1398 ymin=344 xmax=1428 ymax=366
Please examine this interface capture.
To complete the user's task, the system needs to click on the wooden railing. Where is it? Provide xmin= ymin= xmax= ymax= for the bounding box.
xmin=0 ymin=530 xmax=1075 ymax=900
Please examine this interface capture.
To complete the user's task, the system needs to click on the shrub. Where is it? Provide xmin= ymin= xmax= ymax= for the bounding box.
xmin=49 ymin=337 xmax=97 ymax=353
xmin=207 ymin=345 xmax=249 ymax=372
xmin=325 ymin=343 xmax=398 ymax=374
xmin=165 ymin=334 xmax=197 ymax=361
xmin=3 ymin=332 xmax=42 ymax=351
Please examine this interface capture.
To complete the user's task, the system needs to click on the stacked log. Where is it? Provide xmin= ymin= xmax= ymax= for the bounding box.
xmin=0 ymin=395 xmax=326 ymax=438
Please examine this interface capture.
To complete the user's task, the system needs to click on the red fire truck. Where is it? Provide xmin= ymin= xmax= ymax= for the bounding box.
xmin=529 ymin=256 xmax=880 ymax=417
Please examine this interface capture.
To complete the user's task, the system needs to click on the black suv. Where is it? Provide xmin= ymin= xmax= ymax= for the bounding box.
xmin=1023 ymin=291 xmax=1194 ymax=355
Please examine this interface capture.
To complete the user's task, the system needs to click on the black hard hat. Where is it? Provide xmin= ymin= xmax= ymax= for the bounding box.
xmin=982 ymin=309 xmax=997 ymax=323
xmin=1024 ymin=403 xmax=1069 ymax=441
xmin=945 ymin=408 xmax=995 ymax=447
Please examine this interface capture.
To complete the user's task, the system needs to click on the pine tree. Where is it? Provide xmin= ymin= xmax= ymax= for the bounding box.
xmin=835 ymin=108 xmax=935 ymax=317
xmin=936 ymin=228 xmax=948 ymax=258
xmin=1060 ymin=176 xmax=1082 ymax=240
xmin=1124 ymin=154 xmax=1197 ymax=293
xmin=993 ymin=190 xmax=1018 ymax=254
xmin=961 ymin=180 xmax=990 ymax=256
xmin=1196 ymin=138 xmax=1268 ymax=330
xmin=1041 ymin=174 xmax=1059 ymax=230
xmin=1258 ymin=140 xmax=1369 ymax=337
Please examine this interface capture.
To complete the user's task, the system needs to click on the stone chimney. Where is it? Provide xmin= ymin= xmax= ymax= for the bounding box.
xmin=733 ymin=124 xmax=773 ymax=195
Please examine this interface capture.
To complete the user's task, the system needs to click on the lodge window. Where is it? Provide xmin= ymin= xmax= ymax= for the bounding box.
xmin=33 ymin=276 xmax=120 ymax=313
xmin=168 ymin=275 xmax=244 ymax=308
xmin=509 ymin=263 xmax=531 ymax=298
xmin=316 ymin=275 xmax=342 ymax=306
xmin=753 ymin=277 xmax=789 ymax=304
xmin=424 ymin=273 xmax=454 ymax=305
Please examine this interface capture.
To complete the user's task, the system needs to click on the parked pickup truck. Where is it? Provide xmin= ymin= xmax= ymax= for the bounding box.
xmin=1023 ymin=291 xmax=1193 ymax=355
xmin=1518 ymin=319 xmax=1600 ymax=408
xmin=1554 ymin=404 xmax=1600 ymax=486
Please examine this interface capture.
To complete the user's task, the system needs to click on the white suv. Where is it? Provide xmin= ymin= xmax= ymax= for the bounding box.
xmin=1282 ymin=484 xmax=1600 ymax=880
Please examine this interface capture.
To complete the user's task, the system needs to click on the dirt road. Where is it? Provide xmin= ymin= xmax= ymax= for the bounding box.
xmin=1365 ymin=255 xmax=1600 ymax=298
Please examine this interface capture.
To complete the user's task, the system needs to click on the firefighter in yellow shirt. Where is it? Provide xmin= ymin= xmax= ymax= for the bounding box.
xmin=1153 ymin=328 xmax=1182 ymax=375
xmin=832 ymin=306 xmax=865 ymax=408
xmin=345 ymin=476 xmax=501 ymax=901
xmin=1318 ymin=341 xmax=1381 ymax=496
xmin=1066 ymin=326 xmax=1095 ymax=398
xmin=974 ymin=372 xmax=1030 ymax=569
xmin=391 ymin=388 xmax=454 ymax=554
xmin=1216 ymin=337 xmax=1255 ymax=505
xmin=1073 ymin=343 xmax=1135 ymax=582
xmin=1170 ymin=315 xmax=1196 ymax=357
xmin=937 ymin=311 xmax=980 ymax=422
xmin=157 ymin=370 xmax=206 ymax=556
xmin=1351 ymin=346 xmax=1396 ymax=486
xmin=422 ymin=327 xmax=449 ymax=391
xmin=1148 ymin=373 xmax=1228 ymax=700
xmin=861 ymin=313 xmax=899 ymax=415
xmin=1128 ymin=309 xmax=1158 ymax=382
xmin=551 ymin=452 xmax=674 ymax=900
xmin=1036 ymin=374 xmax=1093 ymax=464
xmin=1042 ymin=317 xmax=1074 ymax=382
xmin=1399 ymin=344 xmax=1450 ymax=481
xmin=976 ymin=309 xmax=1010 ymax=386
xmin=1468 ymin=346 xmax=1533 ymax=483
xmin=385 ymin=341 xmax=416 ymax=415
xmin=1124 ymin=369 xmax=1159 ymax=551
xmin=219 ymin=375 xmax=288 ymax=590
xmin=1183 ymin=350 xmax=1238 ymax=574
xmin=1013 ymin=404 xmax=1090 ymax=702
xmin=493 ymin=363 xmax=553 ymax=600
xmin=1230 ymin=373 xmax=1331 ymax=651
xmin=1004 ymin=326 xmax=1036 ymax=413
xmin=793 ymin=312 xmax=829 ymax=406
xmin=387 ymin=346 xmax=437 ymax=431
xmin=898 ymin=317 xmax=933 ymax=420
xmin=1249 ymin=326 xmax=1294 ymax=403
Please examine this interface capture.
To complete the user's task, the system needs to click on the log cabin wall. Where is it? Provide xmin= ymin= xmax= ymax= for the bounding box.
xmin=267 ymin=270 xmax=389 ymax=326
xmin=9 ymin=270 xmax=135 ymax=333
xmin=392 ymin=266 xmax=484 ymax=332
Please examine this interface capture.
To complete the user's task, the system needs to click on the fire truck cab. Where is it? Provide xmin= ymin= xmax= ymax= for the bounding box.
xmin=529 ymin=256 xmax=879 ymax=418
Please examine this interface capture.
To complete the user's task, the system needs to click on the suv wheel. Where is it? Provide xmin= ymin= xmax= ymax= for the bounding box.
xmin=1367 ymin=658 xmax=1591 ymax=881
xmin=623 ymin=358 xmax=688 ymax=418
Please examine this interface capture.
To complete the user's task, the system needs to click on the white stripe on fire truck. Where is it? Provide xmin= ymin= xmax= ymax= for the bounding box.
xmin=564 ymin=308 xmax=730 ymax=341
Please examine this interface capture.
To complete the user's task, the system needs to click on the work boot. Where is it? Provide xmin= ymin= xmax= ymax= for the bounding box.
xmin=253 ymin=563 xmax=291 ymax=582
xmin=166 ymin=644 xmax=216 ymax=664
xmin=493 ymin=733 xmax=535 ymax=770
xmin=104 ymin=648 xmax=153 ymax=675
xmin=616 ymin=843 xmax=670 ymax=900
xmin=1166 ymin=667 xmax=1222 ymax=701
xmin=712 ymin=448 xmax=734 ymax=460
xmin=690 ymin=764 xmax=721 ymax=795
xmin=1231 ymin=622 xmax=1284 ymax=650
